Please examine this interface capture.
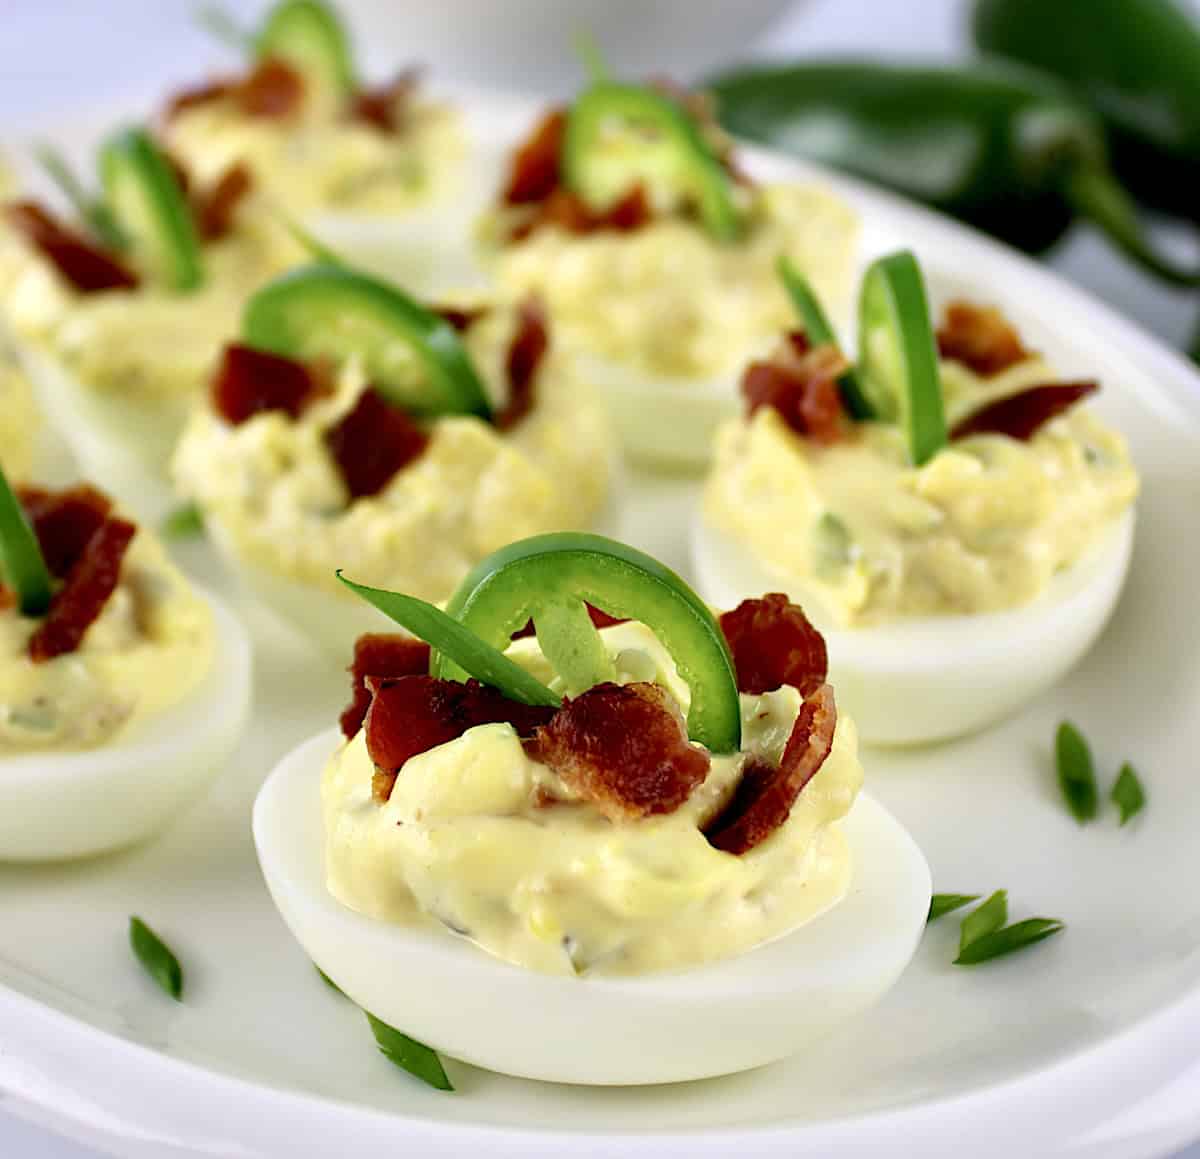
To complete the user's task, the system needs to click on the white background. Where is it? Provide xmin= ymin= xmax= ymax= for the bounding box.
xmin=1 ymin=0 xmax=1198 ymax=1155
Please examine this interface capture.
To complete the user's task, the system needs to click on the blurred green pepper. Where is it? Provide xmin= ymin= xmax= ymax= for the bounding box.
xmin=973 ymin=0 xmax=1200 ymax=223
xmin=708 ymin=59 xmax=1199 ymax=285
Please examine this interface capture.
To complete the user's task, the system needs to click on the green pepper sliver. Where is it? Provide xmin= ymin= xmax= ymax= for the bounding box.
xmin=435 ymin=532 xmax=742 ymax=754
xmin=257 ymin=0 xmax=354 ymax=98
xmin=776 ymin=256 xmax=873 ymax=419
xmin=564 ymin=82 xmax=740 ymax=242
xmin=707 ymin=59 xmax=1200 ymax=286
xmin=243 ymin=265 xmax=492 ymax=419
xmin=0 ymin=464 xmax=52 ymax=617
xmin=857 ymin=250 xmax=947 ymax=466
xmin=99 ymin=127 xmax=204 ymax=292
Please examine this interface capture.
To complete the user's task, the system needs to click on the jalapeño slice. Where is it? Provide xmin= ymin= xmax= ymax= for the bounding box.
xmin=0 ymin=465 xmax=52 ymax=617
xmin=257 ymin=0 xmax=355 ymax=100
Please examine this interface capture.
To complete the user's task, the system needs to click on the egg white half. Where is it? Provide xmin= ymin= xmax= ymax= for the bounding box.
xmin=253 ymin=727 xmax=931 ymax=1085
xmin=0 ymin=587 xmax=252 ymax=861
xmin=692 ymin=509 xmax=1135 ymax=746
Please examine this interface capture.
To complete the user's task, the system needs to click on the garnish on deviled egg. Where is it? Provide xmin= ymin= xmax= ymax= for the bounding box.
xmin=253 ymin=533 xmax=930 ymax=1084
xmin=695 ymin=252 xmax=1138 ymax=743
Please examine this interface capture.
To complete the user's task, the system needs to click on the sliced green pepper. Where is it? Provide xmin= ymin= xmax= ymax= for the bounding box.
xmin=242 ymin=265 xmax=492 ymax=419
xmin=776 ymin=255 xmax=874 ymax=420
xmin=99 ymin=127 xmax=203 ymax=292
xmin=257 ymin=0 xmax=354 ymax=100
xmin=435 ymin=532 xmax=741 ymax=754
xmin=857 ymin=250 xmax=947 ymax=466
xmin=564 ymin=82 xmax=741 ymax=242
xmin=0 ymin=465 xmax=52 ymax=617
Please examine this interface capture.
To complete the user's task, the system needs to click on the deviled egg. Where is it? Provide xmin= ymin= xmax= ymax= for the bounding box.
xmin=480 ymin=78 xmax=859 ymax=467
xmin=0 ymin=128 xmax=303 ymax=520
xmin=0 ymin=470 xmax=250 ymax=860
xmin=695 ymin=253 xmax=1138 ymax=744
xmin=254 ymin=533 xmax=930 ymax=1084
xmin=173 ymin=262 xmax=614 ymax=654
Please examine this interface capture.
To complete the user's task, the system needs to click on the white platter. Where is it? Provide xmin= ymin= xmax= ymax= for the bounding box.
xmin=2 ymin=92 xmax=1200 ymax=1159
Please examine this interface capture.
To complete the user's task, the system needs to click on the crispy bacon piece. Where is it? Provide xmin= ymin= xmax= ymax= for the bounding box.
xmin=212 ymin=343 xmax=321 ymax=425
xmin=352 ymin=69 xmax=419 ymax=134
xmin=366 ymin=675 xmax=556 ymax=801
xmin=28 ymin=517 xmax=136 ymax=663
xmin=340 ymin=632 xmax=432 ymax=738
xmin=504 ymin=108 xmax=567 ymax=205
xmin=193 ymin=162 xmax=254 ymax=240
xmin=510 ymin=185 xmax=651 ymax=242
xmin=741 ymin=333 xmax=849 ymax=444
xmin=495 ymin=298 xmax=548 ymax=430
xmin=433 ymin=304 xmax=487 ymax=332
xmin=950 ymin=381 xmax=1098 ymax=442
xmin=238 ymin=58 xmax=306 ymax=118
xmin=324 ymin=388 xmax=430 ymax=499
xmin=162 ymin=78 xmax=238 ymax=122
xmin=18 ymin=484 xmax=113 ymax=578
xmin=705 ymin=684 xmax=837 ymax=855
xmin=0 ymin=587 xmax=15 ymax=612
xmin=719 ymin=593 xmax=828 ymax=700
xmin=527 ymin=681 xmax=710 ymax=821
xmin=5 ymin=201 xmax=138 ymax=293
xmin=937 ymin=302 xmax=1030 ymax=377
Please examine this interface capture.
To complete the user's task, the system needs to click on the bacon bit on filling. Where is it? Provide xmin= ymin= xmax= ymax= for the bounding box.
xmin=366 ymin=675 xmax=557 ymax=802
xmin=18 ymin=485 xmax=113 ymax=578
xmin=741 ymin=332 xmax=849 ymax=444
xmin=212 ymin=343 xmax=322 ymax=425
xmin=340 ymin=633 xmax=432 ymax=738
xmin=162 ymin=78 xmax=238 ymax=122
xmin=526 ymin=681 xmax=710 ymax=822
xmin=161 ymin=59 xmax=306 ymax=123
xmin=351 ymin=69 xmax=419 ymax=134
xmin=495 ymin=298 xmax=548 ymax=430
xmin=433 ymin=304 xmax=488 ymax=332
xmin=950 ymin=380 xmax=1099 ymax=443
xmin=509 ymin=185 xmax=651 ymax=243
xmin=4 ymin=201 xmax=139 ymax=293
xmin=937 ymin=301 xmax=1031 ymax=377
xmin=504 ymin=108 xmax=567 ymax=205
xmin=324 ymin=387 xmax=430 ymax=499
xmin=193 ymin=162 xmax=254 ymax=241
xmin=28 ymin=516 xmax=137 ymax=664
xmin=705 ymin=684 xmax=837 ymax=855
xmin=720 ymin=593 xmax=828 ymax=700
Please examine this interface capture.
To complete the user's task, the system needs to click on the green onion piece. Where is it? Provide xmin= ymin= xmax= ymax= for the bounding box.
xmin=954 ymin=918 xmax=1065 ymax=966
xmin=336 ymin=572 xmax=561 ymax=709
xmin=776 ymin=255 xmax=873 ymax=419
xmin=927 ymin=893 xmax=980 ymax=922
xmin=0 ymin=464 xmax=52 ymax=617
xmin=160 ymin=501 xmax=205 ymax=540
xmin=366 ymin=1012 xmax=454 ymax=1092
xmin=573 ymin=27 xmax=612 ymax=83
xmin=33 ymin=144 xmax=129 ymax=253
xmin=959 ymin=889 xmax=1007 ymax=954
xmin=195 ymin=3 xmax=255 ymax=51
xmin=280 ymin=215 xmax=347 ymax=267
xmin=1111 ymin=762 xmax=1146 ymax=826
xmin=316 ymin=965 xmax=344 ymax=996
xmin=129 ymin=916 xmax=184 ymax=1001
xmin=1056 ymin=720 xmax=1099 ymax=823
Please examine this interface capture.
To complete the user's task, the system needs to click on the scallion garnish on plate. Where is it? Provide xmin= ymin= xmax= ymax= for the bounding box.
xmin=0 ymin=464 xmax=52 ymax=617
xmin=1055 ymin=720 xmax=1099 ymax=823
xmin=954 ymin=918 xmax=1066 ymax=966
xmin=129 ymin=916 xmax=184 ymax=1001
xmin=958 ymin=889 xmax=1007 ymax=954
xmin=366 ymin=1013 xmax=454 ymax=1092
xmin=1111 ymin=762 xmax=1147 ymax=825
xmin=927 ymin=893 xmax=980 ymax=922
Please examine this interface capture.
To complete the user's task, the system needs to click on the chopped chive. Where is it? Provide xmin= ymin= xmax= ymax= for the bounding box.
xmin=194 ymin=2 xmax=254 ymax=52
xmin=316 ymin=965 xmax=345 ymax=996
xmin=280 ymin=215 xmax=346 ymax=268
xmin=34 ymin=144 xmax=129 ymax=253
xmin=959 ymin=889 xmax=1007 ymax=954
xmin=573 ymin=27 xmax=612 ymax=84
xmin=160 ymin=501 xmax=205 ymax=540
xmin=954 ymin=918 xmax=1065 ymax=966
xmin=0 ymin=463 xmax=52 ymax=616
xmin=366 ymin=1013 xmax=454 ymax=1091
xmin=337 ymin=572 xmax=561 ymax=709
xmin=129 ymin=916 xmax=184 ymax=1001
xmin=1111 ymin=762 xmax=1146 ymax=826
xmin=927 ymin=893 xmax=980 ymax=922
xmin=1056 ymin=720 xmax=1099 ymax=823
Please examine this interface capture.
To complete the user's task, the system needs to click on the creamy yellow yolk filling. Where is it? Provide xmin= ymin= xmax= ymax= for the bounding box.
xmin=322 ymin=621 xmax=862 ymax=977
xmin=487 ymin=183 xmax=859 ymax=381
xmin=0 ymin=525 xmax=213 ymax=752
xmin=172 ymin=305 xmax=614 ymax=605
xmin=704 ymin=358 xmax=1140 ymax=626
xmin=0 ymin=353 xmax=36 ymax=479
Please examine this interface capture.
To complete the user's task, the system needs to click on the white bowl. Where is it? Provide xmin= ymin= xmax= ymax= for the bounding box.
xmin=0 ymin=588 xmax=252 ymax=861
xmin=692 ymin=511 xmax=1136 ymax=746
xmin=254 ymin=727 xmax=930 ymax=1086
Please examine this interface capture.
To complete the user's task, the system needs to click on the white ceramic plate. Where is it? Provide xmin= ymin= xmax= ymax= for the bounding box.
xmin=2 ymin=92 xmax=1200 ymax=1159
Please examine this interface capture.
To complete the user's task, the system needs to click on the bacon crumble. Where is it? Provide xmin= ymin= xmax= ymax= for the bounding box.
xmin=352 ymin=69 xmax=419 ymax=134
xmin=950 ymin=381 xmax=1099 ymax=442
xmin=212 ymin=343 xmax=322 ymax=425
xmin=937 ymin=301 xmax=1030 ymax=377
xmin=5 ymin=201 xmax=138 ymax=293
xmin=324 ymin=387 xmax=430 ymax=499
xmin=193 ymin=162 xmax=254 ymax=240
xmin=704 ymin=684 xmax=837 ymax=855
xmin=162 ymin=59 xmax=306 ymax=123
xmin=719 ymin=593 xmax=828 ymax=700
xmin=18 ymin=485 xmax=113 ymax=578
xmin=526 ymin=681 xmax=710 ymax=821
xmin=340 ymin=633 xmax=432 ymax=738
xmin=741 ymin=333 xmax=849 ymax=444
xmin=495 ymin=298 xmax=548 ymax=430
